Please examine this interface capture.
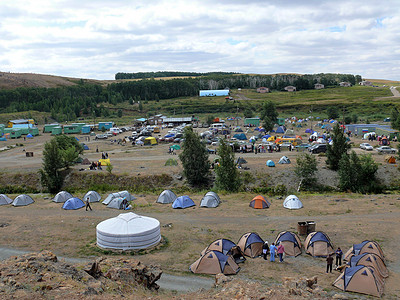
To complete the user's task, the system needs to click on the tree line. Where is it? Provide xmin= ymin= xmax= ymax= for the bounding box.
xmin=0 ymin=73 xmax=361 ymax=122
xmin=115 ymin=71 xmax=238 ymax=80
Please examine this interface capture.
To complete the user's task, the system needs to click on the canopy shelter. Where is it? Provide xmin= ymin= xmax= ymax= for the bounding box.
xmin=96 ymin=212 xmax=161 ymax=250
xmin=157 ymin=190 xmax=177 ymax=204
xmin=237 ymin=232 xmax=264 ymax=258
xmin=0 ymin=194 xmax=13 ymax=206
xmin=53 ymin=191 xmax=73 ymax=203
xmin=190 ymin=250 xmax=240 ymax=275
xmin=103 ymin=191 xmax=136 ymax=205
xmin=12 ymin=194 xmax=34 ymax=207
xmin=249 ymin=195 xmax=270 ymax=209
xmin=304 ymin=231 xmax=334 ymax=257
xmin=83 ymin=191 xmax=101 ymax=203
xmin=274 ymin=231 xmax=302 ymax=257
xmin=200 ymin=191 xmax=221 ymax=208
xmin=332 ymin=265 xmax=384 ymax=297
xmin=62 ymin=197 xmax=85 ymax=210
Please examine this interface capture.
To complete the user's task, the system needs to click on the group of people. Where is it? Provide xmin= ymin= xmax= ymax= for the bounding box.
xmin=326 ymin=247 xmax=343 ymax=273
xmin=262 ymin=241 xmax=285 ymax=262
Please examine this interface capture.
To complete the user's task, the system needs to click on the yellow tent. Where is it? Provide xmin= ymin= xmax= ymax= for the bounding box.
xmin=99 ymin=158 xmax=111 ymax=166
xmin=144 ymin=137 xmax=158 ymax=145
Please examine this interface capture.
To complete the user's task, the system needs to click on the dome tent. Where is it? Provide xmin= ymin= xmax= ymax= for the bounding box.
xmin=172 ymin=196 xmax=195 ymax=209
xmin=83 ymin=191 xmax=101 ymax=203
xmin=349 ymin=253 xmax=388 ymax=279
xmin=190 ymin=250 xmax=240 ymax=275
xmin=266 ymin=160 xmax=275 ymax=167
xmin=53 ymin=191 xmax=73 ymax=203
xmin=274 ymin=231 xmax=302 ymax=257
xmin=237 ymin=232 xmax=264 ymax=258
xmin=12 ymin=194 xmax=34 ymax=207
xmin=200 ymin=239 xmax=246 ymax=264
xmin=0 ymin=194 xmax=13 ymax=206
xmin=62 ymin=197 xmax=85 ymax=210
xmin=249 ymin=195 xmax=270 ymax=209
xmin=107 ymin=197 xmax=130 ymax=210
xmin=304 ymin=231 xmax=334 ymax=257
xmin=96 ymin=212 xmax=161 ymax=250
xmin=156 ymin=190 xmax=177 ymax=204
xmin=102 ymin=191 xmax=136 ymax=205
xmin=344 ymin=240 xmax=384 ymax=261
xmin=278 ymin=156 xmax=291 ymax=164
xmin=283 ymin=195 xmax=303 ymax=209
xmin=200 ymin=191 xmax=221 ymax=208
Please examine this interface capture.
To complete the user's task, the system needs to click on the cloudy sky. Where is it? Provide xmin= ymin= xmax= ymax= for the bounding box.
xmin=1 ymin=0 xmax=399 ymax=80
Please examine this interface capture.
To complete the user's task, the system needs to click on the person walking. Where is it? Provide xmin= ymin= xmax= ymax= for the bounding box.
xmin=269 ymin=243 xmax=277 ymax=262
xmin=326 ymin=254 xmax=334 ymax=273
xmin=85 ymin=196 xmax=92 ymax=211
xmin=262 ymin=241 xmax=270 ymax=260
xmin=277 ymin=242 xmax=285 ymax=262
xmin=335 ymin=247 xmax=343 ymax=267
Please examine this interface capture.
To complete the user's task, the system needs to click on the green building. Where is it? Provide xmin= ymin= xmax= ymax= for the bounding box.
xmin=28 ymin=127 xmax=39 ymax=136
xmin=0 ymin=124 xmax=5 ymax=136
xmin=44 ymin=123 xmax=60 ymax=133
xmin=4 ymin=128 xmax=23 ymax=139
xmin=277 ymin=118 xmax=286 ymax=126
xmin=63 ymin=125 xmax=81 ymax=134
xmin=51 ymin=127 xmax=62 ymax=135
xmin=244 ymin=118 xmax=260 ymax=127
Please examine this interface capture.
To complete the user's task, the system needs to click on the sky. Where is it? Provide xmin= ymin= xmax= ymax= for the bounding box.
xmin=1 ymin=0 xmax=399 ymax=80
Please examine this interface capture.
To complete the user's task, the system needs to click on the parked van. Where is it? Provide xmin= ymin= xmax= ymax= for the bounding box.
xmin=210 ymin=123 xmax=225 ymax=129
xmin=153 ymin=126 xmax=160 ymax=133
xmin=109 ymin=127 xmax=121 ymax=134
xmin=275 ymin=137 xmax=302 ymax=146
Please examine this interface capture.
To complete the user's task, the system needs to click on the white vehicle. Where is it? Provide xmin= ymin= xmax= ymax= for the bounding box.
xmin=376 ymin=146 xmax=397 ymax=154
xmin=360 ymin=143 xmax=373 ymax=151
xmin=109 ymin=127 xmax=120 ymax=134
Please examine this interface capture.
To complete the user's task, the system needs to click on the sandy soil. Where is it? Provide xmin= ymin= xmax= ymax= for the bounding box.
xmin=1 ymin=125 xmax=400 ymax=298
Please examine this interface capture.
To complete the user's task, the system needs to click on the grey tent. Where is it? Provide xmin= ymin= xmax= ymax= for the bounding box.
xmin=12 ymin=194 xmax=34 ymax=207
xmin=107 ymin=197 xmax=129 ymax=210
xmin=156 ymin=190 xmax=177 ymax=204
xmin=83 ymin=191 xmax=101 ymax=203
xmin=278 ymin=156 xmax=291 ymax=164
xmin=0 ymin=194 xmax=13 ymax=206
xmin=103 ymin=191 xmax=136 ymax=205
xmin=53 ymin=191 xmax=73 ymax=203
xmin=200 ymin=191 xmax=221 ymax=208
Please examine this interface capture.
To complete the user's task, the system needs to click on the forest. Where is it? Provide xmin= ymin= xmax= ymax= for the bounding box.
xmin=0 ymin=73 xmax=361 ymax=122
xmin=114 ymin=71 xmax=238 ymax=79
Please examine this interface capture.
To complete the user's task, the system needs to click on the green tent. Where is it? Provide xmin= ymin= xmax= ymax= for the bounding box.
xmin=165 ymin=158 xmax=178 ymax=166
xmin=171 ymin=144 xmax=181 ymax=150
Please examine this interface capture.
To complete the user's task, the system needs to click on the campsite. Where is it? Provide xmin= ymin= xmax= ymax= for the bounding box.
xmin=1 ymin=121 xmax=400 ymax=298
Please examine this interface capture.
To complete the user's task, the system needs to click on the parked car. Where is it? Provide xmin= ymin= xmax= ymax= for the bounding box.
xmin=295 ymin=143 xmax=311 ymax=151
xmin=308 ymin=143 xmax=327 ymax=154
xmin=376 ymin=146 xmax=397 ymax=154
xmin=95 ymin=134 xmax=108 ymax=140
xmin=360 ymin=143 xmax=374 ymax=151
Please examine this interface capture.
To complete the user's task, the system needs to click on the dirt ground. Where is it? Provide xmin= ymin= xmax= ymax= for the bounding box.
xmin=1 ymin=125 xmax=400 ymax=298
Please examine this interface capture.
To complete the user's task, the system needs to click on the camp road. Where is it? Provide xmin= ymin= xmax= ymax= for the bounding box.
xmin=0 ymin=246 xmax=214 ymax=292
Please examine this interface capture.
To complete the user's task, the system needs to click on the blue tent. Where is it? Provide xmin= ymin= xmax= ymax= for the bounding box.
xmin=262 ymin=134 xmax=271 ymax=139
xmin=62 ymin=197 xmax=85 ymax=210
xmin=172 ymin=196 xmax=195 ymax=209
xmin=275 ymin=126 xmax=286 ymax=133
xmin=26 ymin=133 xmax=33 ymax=138
xmin=83 ymin=144 xmax=89 ymax=150
xmin=0 ymin=137 xmax=6 ymax=141
xmin=266 ymin=160 xmax=275 ymax=167
xmin=233 ymin=133 xmax=247 ymax=140
xmin=305 ymin=128 xmax=313 ymax=133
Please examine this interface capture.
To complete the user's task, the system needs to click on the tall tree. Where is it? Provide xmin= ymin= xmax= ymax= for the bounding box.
xmin=326 ymin=123 xmax=351 ymax=171
xmin=260 ymin=101 xmax=278 ymax=132
xmin=215 ymin=139 xmax=241 ymax=192
xmin=39 ymin=139 xmax=65 ymax=194
xmin=179 ymin=127 xmax=210 ymax=186
xmin=295 ymin=153 xmax=318 ymax=190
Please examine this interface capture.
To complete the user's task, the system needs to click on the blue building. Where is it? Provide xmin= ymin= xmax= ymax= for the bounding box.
xmin=199 ymin=89 xmax=230 ymax=97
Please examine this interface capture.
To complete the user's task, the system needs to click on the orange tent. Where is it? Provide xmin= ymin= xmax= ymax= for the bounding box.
xmin=249 ymin=195 xmax=270 ymax=209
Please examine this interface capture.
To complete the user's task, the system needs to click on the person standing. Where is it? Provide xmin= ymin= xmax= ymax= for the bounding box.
xmin=262 ymin=241 xmax=270 ymax=260
xmin=335 ymin=247 xmax=343 ymax=266
xmin=326 ymin=254 xmax=334 ymax=273
xmin=277 ymin=242 xmax=285 ymax=262
xmin=269 ymin=243 xmax=277 ymax=262
xmin=85 ymin=197 xmax=92 ymax=211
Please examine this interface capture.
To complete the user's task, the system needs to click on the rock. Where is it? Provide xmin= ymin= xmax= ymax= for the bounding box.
xmin=83 ymin=287 xmax=98 ymax=296
xmin=332 ymin=293 xmax=349 ymax=299
xmin=215 ymin=273 xmax=232 ymax=286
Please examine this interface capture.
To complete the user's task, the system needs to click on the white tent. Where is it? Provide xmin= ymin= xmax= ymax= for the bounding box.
xmin=83 ymin=191 xmax=101 ymax=203
xmin=200 ymin=191 xmax=221 ymax=208
xmin=102 ymin=191 xmax=136 ymax=205
xmin=283 ymin=195 xmax=303 ymax=210
xmin=12 ymin=194 xmax=34 ymax=207
xmin=278 ymin=156 xmax=291 ymax=164
xmin=96 ymin=212 xmax=161 ymax=250
xmin=156 ymin=190 xmax=177 ymax=204
xmin=53 ymin=191 xmax=73 ymax=203
xmin=0 ymin=194 xmax=13 ymax=206
xmin=107 ymin=197 xmax=129 ymax=209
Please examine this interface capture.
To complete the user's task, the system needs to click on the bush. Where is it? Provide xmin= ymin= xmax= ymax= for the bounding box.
xmin=295 ymin=153 xmax=318 ymax=191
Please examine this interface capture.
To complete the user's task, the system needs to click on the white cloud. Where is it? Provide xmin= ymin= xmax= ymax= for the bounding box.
xmin=0 ymin=0 xmax=399 ymax=79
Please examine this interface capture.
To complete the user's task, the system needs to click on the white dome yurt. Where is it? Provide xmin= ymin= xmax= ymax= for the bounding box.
xmin=96 ymin=212 xmax=161 ymax=250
